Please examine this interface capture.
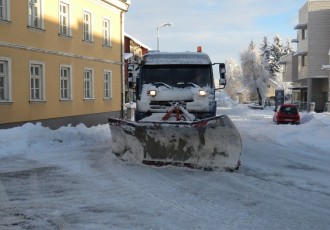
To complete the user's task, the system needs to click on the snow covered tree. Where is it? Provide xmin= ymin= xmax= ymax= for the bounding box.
xmin=268 ymin=35 xmax=286 ymax=80
xmin=240 ymin=41 xmax=270 ymax=106
xmin=225 ymin=57 xmax=244 ymax=101
xmin=260 ymin=36 xmax=271 ymax=66
xmin=268 ymin=37 xmax=293 ymax=96
xmin=283 ymin=38 xmax=293 ymax=55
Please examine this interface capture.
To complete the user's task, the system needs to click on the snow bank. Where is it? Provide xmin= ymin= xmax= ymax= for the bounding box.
xmin=215 ymin=91 xmax=238 ymax=108
xmin=0 ymin=123 xmax=111 ymax=156
xmin=216 ymin=92 xmax=330 ymax=155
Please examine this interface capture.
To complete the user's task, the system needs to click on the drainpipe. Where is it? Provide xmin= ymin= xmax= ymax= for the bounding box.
xmin=120 ymin=11 xmax=125 ymax=118
xmin=117 ymin=1 xmax=130 ymax=118
xmin=120 ymin=9 xmax=129 ymax=118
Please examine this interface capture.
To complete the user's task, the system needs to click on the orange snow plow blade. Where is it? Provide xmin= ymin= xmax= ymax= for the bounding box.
xmin=109 ymin=115 xmax=242 ymax=171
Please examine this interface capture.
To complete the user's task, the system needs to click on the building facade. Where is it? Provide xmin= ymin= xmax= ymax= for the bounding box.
xmin=0 ymin=0 xmax=130 ymax=129
xmin=124 ymin=33 xmax=150 ymax=103
xmin=281 ymin=0 xmax=330 ymax=111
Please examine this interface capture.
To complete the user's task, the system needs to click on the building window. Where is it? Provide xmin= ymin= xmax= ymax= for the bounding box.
xmin=0 ymin=57 xmax=11 ymax=102
xmin=302 ymin=28 xmax=308 ymax=40
xmin=83 ymin=10 xmax=92 ymax=42
xmin=84 ymin=68 xmax=94 ymax=99
xmin=0 ymin=0 xmax=10 ymax=21
xmin=30 ymin=62 xmax=45 ymax=101
xmin=59 ymin=1 xmax=70 ymax=36
xmin=104 ymin=70 xmax=112 ymax=99
xmin=301 ymin=55 xmax=307 ymax=67
xmin=60 ymin=65 xmax=72 ymax=100
xmin=102 ymin=18 xmax=111 ymax=46
xmin=28 ymin=0 xmax=43 ymax=29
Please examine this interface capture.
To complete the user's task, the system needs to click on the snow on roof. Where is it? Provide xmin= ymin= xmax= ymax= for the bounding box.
xmin=293 ymin=51 xmax=307 ymax=56
xmin=142 ymin=52 xmax=212 ymax=65
xmin=322 ymin=65 xmax=330 ymax=70
xmin=294 ymin=23 xmax=307 ymax=30
xmin=124 ymin=53 xmax=133 ymax=60
xmin=269 ymin=78 xmax=280 ymax=88
xmin=124 ymin=32 xmax=152 ymax=50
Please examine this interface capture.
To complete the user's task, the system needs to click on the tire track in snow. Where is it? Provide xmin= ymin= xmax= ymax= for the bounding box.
xmin=0 ymin=179 xmax=10 ymax=203
xmin=90 ymin=150 xmax=245 ymax=228
xmin=91 ymin=152 xmax=205 ymax=217
xmin=109 ymin=165 xmax=224 ymax=228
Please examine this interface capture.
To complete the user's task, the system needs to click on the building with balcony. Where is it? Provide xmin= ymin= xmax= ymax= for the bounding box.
xmin=0 ymin=0 xmax=130 ymax=128
xmin=280 ymin=0 xmax=330 ymax=111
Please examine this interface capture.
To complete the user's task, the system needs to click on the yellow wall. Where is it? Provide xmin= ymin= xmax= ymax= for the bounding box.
xmin=1 ymin=0 xmax=122 ymax=60
xmin=0 ymin=0 xmax=126 ymax=125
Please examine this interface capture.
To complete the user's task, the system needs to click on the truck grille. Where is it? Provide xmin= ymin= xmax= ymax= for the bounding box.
xmin=149 ymin=101 xmax=192 ymax=110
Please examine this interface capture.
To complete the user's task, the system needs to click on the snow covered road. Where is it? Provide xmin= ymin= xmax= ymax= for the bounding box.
xmin=1 ymin=104 xmax=330 ymax=229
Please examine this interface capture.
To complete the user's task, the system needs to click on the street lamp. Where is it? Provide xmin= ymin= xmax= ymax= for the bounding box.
xmin=157 ymin=22 xmax=173 ymax=51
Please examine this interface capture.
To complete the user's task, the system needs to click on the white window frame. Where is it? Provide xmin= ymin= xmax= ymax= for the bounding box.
xmin=302 ymin=28 xmax=308 ymax=40
xmin=59 ymin=0 xmax=71 ymax=36
xmin=0 ymin=0 xmax=10 ymax=21
xmin=104 ymin=70 xmax=112 ymax=99
xmin=102 ymin=17 xmax=111 ymax=47
xmin=0 ymin=57 xmax=12 ymax=102
xmin=84 ymin=68 xmax=94 ymax=99
xmin=301 ymin=55 xmax=307 ymax=67
xmin=83 ymin=10 xmax=93 ymax=42
xmin=283 ymin=64 xmax=287 ymax=73
xmin=60 ymin=64 xmax=72 ymax=100
xmin=29 ymin=61 xmax=45 ymax=102
xmin=28 ymin=0 xmax=44 ymax=29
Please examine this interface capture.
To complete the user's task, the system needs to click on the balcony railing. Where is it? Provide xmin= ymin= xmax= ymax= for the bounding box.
xmin=292 ymin=102 xmax=308 ymax=112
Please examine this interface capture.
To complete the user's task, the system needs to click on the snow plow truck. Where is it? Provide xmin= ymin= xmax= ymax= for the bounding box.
xmin=109 ymin=49 xmax=242 ymax=171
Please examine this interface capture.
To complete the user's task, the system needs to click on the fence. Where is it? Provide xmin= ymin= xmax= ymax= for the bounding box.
xmin=291 ymin=102 xmax=309 ymax=112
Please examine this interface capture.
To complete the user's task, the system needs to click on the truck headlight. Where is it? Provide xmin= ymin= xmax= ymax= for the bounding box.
xmin=198 ymin=90 xmax=207 ymax=97
xmin=148 ymin=90 xmax=157 ymax=97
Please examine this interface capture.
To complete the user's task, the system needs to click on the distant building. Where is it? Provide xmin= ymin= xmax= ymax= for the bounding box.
xmin=0 ymin=0 xmax=130 ymax=129
xmin=124 ymin=33 xmax=151 ymax=102
xmin=280 ymin=0 xmax=330 ymax=111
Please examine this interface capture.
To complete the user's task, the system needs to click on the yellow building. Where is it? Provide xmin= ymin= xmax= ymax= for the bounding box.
xmin=0 ymin=0 xmax=130 ymax=128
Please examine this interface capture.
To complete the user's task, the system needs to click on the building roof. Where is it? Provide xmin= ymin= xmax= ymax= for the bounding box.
xmin=293 ymin=51 xmax=307 ymax=56
xmin=124 ymin=32 xmax=152 ymax=50
xmin=102 ymin=0 xmax=130 ymax=11
xmin=294 ymin=23 xmax=307 ymax=30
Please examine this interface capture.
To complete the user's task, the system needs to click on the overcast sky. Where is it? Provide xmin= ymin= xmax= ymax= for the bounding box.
xmin=125 ymin=0 xmax=307 ymax=62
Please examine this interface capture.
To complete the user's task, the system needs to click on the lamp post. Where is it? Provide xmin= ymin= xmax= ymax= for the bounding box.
xmin=157 ymin=22 xmax=173 ymax=50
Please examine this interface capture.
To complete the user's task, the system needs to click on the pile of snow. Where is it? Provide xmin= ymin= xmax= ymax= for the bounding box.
xmin=0 ymin=123 xmax=111 ymax=157
xmin=216 ymin=91 xmax=238 ymax=108
xmin=216 ymin=91 xmax=330 ymax=155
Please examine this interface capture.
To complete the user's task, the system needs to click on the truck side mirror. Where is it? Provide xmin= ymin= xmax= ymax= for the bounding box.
xmin=219 ymin=78 xmax=226 ymax=87
xmin=219 ymin=63 xmax=226 ymax=87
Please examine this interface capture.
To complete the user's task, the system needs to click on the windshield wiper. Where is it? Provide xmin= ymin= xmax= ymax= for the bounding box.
xmin=187 ymin=82 xmax=200 ymax=88
xmin=153 ymin=82 xmax=171 ymax=89
xmin=176 ymin=82 xmax=200 ymax=88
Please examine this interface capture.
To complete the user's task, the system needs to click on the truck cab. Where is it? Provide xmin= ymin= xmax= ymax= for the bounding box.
xmin=135 ymin=51 xmax=225 ymax=121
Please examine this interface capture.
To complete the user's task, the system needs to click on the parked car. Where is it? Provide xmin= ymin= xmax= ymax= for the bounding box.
xmin=273 ymin=104 xmax=300 ymax=125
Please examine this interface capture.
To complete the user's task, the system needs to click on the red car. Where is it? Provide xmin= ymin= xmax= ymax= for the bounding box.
xmin=273 ymin=104 xmax=300 ymax=125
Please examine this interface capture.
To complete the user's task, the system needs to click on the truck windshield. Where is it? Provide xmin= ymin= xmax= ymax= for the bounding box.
xmin=141 ymin=65 xmax=213 ymax=88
